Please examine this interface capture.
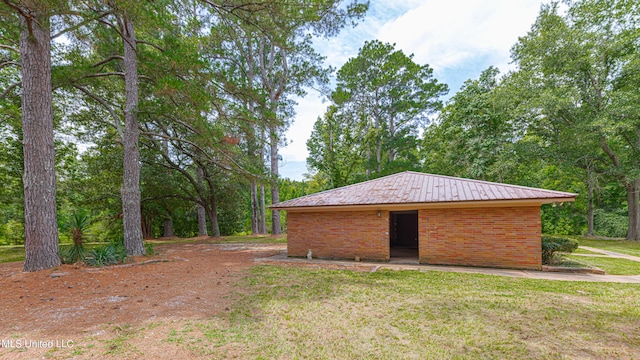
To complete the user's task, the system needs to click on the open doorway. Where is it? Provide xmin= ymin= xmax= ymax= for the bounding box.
xmin=389 ymin=210 xmax=418 ymax=262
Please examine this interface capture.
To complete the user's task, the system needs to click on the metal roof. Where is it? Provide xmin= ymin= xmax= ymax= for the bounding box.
xmin=271 ymin=171 xmax=577 ymax=209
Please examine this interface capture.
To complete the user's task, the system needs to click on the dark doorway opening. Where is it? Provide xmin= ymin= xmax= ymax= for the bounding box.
xmin=390 ymin=210 xmax=418 ymax=262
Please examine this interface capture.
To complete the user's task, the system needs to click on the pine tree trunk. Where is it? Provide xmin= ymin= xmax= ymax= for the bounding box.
xmin=196 ymin=167 xmax=208 ymax=236
xmin=120 ymin=14 xmax=145 ymax=255
xmin=250 ymin=178 xmax=259 ymax=234
xmin=19 ymin=4 xmax=61 ymax=272
xmin=389 ymin=116 xmax=395 ymax=163
xmin=259 ymin=184 xmax=267 ymax=234
xmin=626 ymin=178 xmax=640 ymax=240
xmin=270 ymin=128 xmax=281 ymax=235
xmin=258 ymin=127 xmax=267 ymax=234
xmin=587 ymin=178 xmax=595 ymax=236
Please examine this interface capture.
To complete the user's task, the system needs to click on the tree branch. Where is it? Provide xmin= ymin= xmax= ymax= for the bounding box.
xmin=2 ymin=0 xmax=38 ymax=36
xmin=97 ymin=16 xmax=137 ymax=52
xmin=600 ymin=137 xmax=620 ymax=168
xmin=0 ymin=60 xmax=20 ymax=70
xmin=93 ymin=55 xmax=124 ymax=68
xmin=51 ymin=10 xmax=115 ymax=39
xmin=0 ymin=81 xmax=21 ymax=100
xmin=1 ymin=0 xmax=29 ymax=20
xmin=0 ymin=44 xmax=18 ymax=53
xmin=137 ymin=40 xmax=164 ymax=52
xmin=73 ymin=84 xmax=124 ymax=140
xmin=82 ymin=71 xmax=125 ymax=79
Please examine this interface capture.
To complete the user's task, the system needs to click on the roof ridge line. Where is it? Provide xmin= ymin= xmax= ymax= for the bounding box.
xmin=405 ymin=171 xmax=577 ymax=196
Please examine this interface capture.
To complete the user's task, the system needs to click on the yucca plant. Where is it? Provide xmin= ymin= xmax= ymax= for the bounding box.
xmin=70 ymin=213 xmax=89 ymax=247
xmin=60 ymin=213 xmax=90 ymax=264
xmin=84 ymin=241 xmax=127 ymax=267
xmin=60 ymin=244 xmax=86 ymax=264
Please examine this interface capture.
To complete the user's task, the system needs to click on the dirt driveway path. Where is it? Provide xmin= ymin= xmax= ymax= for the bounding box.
xmin=0 ymin=241 xmax=285 ymax=339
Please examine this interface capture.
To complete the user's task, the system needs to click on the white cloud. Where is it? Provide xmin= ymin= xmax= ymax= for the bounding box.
xmin=281 ymin=0 xmax=547 ymax=179
xmin=281 ymin=94 xmax=327 ymax=162
xmin=377 ymin=0 xmax=544 ymax=73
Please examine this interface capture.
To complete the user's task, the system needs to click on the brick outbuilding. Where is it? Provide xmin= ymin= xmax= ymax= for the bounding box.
xmin=271 ymin=171 xmax=576 ymax=270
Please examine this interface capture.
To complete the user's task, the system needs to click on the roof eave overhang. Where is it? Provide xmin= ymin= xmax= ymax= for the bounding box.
xmin=271 ymin=197 xmax=576 ymax=212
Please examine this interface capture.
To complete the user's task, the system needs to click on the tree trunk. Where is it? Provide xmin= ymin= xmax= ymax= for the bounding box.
xmin=141 ymin=214 xmax=153 ymax=239
xmin=587 ymin=177 xmax=595 ymax=236
xmin=374 ymin=101 xmax=381 ymax=173
xmin=120 ymin=14 xmax=145 ymax=255
xmin=196 ymin=167 xmax=208 ymax=236
xmin=163 ymin=218 xmax=174 ymax=237
xmin=376 ymin=141 xmax=381 ymax=173
xmin=206 ymin=198 xmax=220 ymax=237
xmin=389 ymin=115 xmax=395 ymax=163
xmin=626 ymin=178 xmax=640 ymax=240
xmin=19 ymin=4 xmax=61 ymax=272
xmin=270 ymin=128 xmax=281 ymax=235
xmin=259 ymin=184 xmax=267 ymax=234
xmin=258 ymin=126 xmax=267 ymax=234
xmin=250 ymin=178 xmax=259 ymax=234
xmin=197 ymin=204 xmax=208 ymax=236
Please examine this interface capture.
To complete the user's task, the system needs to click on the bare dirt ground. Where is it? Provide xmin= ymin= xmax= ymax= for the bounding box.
xmin=0 ymin=239 xmax=286 ymax=359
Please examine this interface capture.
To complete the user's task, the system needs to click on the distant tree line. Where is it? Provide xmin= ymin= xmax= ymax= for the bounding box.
xmin=0 ymin=0 xmax=367 ymax=271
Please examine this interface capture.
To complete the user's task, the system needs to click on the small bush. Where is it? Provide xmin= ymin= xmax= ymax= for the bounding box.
xmin=144 ymin=242 xmax=155 ymax=256
xmin=60 ymin=244 xmax=86 ymax=264
xmin=84 ymin=241 xmax=127 ymax=267
xmin=542 ymin=236 xmax=579 ymax=265
xmin=594 ymin=209 xmax=628 ymax=238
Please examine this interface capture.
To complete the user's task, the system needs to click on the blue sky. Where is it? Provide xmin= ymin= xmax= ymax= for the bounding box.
xmin=279 ymin=0 xmax=547 ymax=181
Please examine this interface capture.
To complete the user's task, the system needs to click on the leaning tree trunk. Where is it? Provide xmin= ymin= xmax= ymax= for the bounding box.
xmin=120 ymin=14 xmax=145 ymax=255
xmin=626 ymin=178 xmax=640 ymax=240
xmin=270 ymin=127 xmax=281 ymax=235
xmin=19 ymin=3 xmax=61 ymax=272
xmin=205 ymin=198 xmax=220 ymax=237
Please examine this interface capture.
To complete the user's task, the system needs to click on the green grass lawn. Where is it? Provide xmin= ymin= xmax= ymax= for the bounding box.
xmin=161 ymin=266 xmax=640 ymax=359
xmin=0 ymin=245 xmax=25 ymax=263
xmin=566 ymin=255 xmax=640 ymax=275
xmin=574 ymin=236 xmax=640 ymax=257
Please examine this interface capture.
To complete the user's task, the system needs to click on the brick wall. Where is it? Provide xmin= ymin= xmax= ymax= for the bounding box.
xmin=287 ymin=210 xmax=390 ymax=261
xmin=418 ymin=207 xmax=541 ymax=270
xmin=286 ymin=206 xmax=542 ymax=270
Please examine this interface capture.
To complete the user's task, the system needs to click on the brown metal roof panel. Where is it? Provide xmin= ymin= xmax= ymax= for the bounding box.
xmin=271 ymin=171 xmax=577 ymax=209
